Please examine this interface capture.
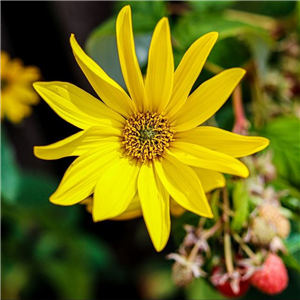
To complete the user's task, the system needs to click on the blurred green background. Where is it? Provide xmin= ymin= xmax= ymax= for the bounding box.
xmin=1 ymin=1 xmax=300 ymax=299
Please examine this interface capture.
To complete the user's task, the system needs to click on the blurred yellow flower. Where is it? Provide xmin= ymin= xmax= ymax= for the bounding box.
xmin=1 ymin=51 xmax=41 ymax=124
xmin=34 ymin=6 xmax=269 ymax=251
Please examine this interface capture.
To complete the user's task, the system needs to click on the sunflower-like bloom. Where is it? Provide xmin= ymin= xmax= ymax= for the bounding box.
xmin=34 ymin=6 xmax=269 ymax=251
xmin=1 ymin=51 xmax=40 ymax=124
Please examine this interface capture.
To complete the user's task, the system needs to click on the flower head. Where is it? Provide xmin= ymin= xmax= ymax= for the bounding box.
xmin=33 ymin=6 xmax=269 ymax=251
xmin=1 ymin=51 xmax=40 ymax=123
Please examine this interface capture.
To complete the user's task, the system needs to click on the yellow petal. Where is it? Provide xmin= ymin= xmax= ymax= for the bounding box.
xmin=170 ymin=199 xmax=185 ymax=217
xmin=145 ymin=18 xmax=174 ymax=113
xmin=170 ymin=68 xmax=246 ymax=131
xmin=138 ymin=162 xmax=170 ymax=252
xmin=70 ymin=34 xmax=134 ymax=118
xmin=33 ymin=81 xmax=126 ymax=130
xmin=169 ymin=142 xmax=249 ymax=178
xmin=112 ymin=193 xmax=142 ymax=220
xmin=93 ymin=157 xmax=140 ymax=221
xmin=164 ymin=32 xmax=218 ymax=117
xmin=192 ymin=167 xmax=226 ymax=193
xmin=80 ymin=197 xmax=93 ymax=214
xmin=176 ymin=126 xmax=270 ymax=158
xmin=34 ymin=126 xmax=122 ymax=160
xmin=154 ymin=154 xmax=213 ymax=218
xmin=50 ymin=143 xmax=121 ymax=205
xmin=116 ymin=6 xmax=148 ymax=112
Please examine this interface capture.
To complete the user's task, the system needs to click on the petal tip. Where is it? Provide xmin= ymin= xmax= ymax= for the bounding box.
xmin=209 ymin=31 xmax=219 ymax=40
xmin=32 ymin=81 xmax=41 ymax=89
xmin=119 ymin=4 xmax=131 ymax=17
xmin=153 ymin=239 xmax=168 ymax=252
xmin=49 ymin=194 xmax=59 ymax=205
xmin=235 ymin=67 xmax=247 ymax=77
xmin=206 ymin=212 xmax=214 ymax=219
xmin=262 ymin=137 xmax=270 ymax=147
xmin=33 ymin=146 xmax=39 ymax=158
xmin=241 ymin=166 xmax=250 ymax=178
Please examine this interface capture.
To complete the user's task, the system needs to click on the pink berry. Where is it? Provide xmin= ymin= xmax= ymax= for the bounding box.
xmin=250 ymin=253 xmax=288 ymax=295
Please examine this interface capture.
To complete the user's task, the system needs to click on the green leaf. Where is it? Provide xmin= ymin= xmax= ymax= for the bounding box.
xmin=231 ymin=180 xmax=249 ymax=232
xmin=242 ymin=30 xmax=272 ymax=78
xmin=1 ymin=128 xmax=22 ymax=203
xmin=286 ymin=233 xmax=300 ymax=255
xmin=282 ymin=252 xmax=300 ymax=273
xmin=114 ymin=1 xmax=167 ymax=22
xmin=85 ymin=17 xmax=152 ymax=89
xmin=272 ymin=178 xmax=300 ymax=212
xmin=232 ymin=1 xmax=297 ymax=18
xmin=210 ymin=189 xmax=221 ymax=222
xmin=187 ymin=1 xmax=235 ymax=13
xmin=272 ymin=178 xmax=300 ymax=200
xmin=186 ymin=277 xmax=228 ymax=299
xmin=259 ymin=117 xmax=300 ymax=186
xmin=172 ymin=12 xmax=258 ymax=51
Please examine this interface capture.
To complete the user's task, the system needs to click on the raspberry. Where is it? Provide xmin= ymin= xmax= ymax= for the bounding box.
xmin=250 ymin=253 xmax=288 ymax=295
xmin=211 ymin=267 xmax=250 ymax=298
xmin=259 ymin=204 xmax=291 ymax=238
xmin=259 ymin=204 xmax=280 ymax=221
xmin=250 ymin=217 xmax=276 ymax=246
xmin=215 ymin=278 xmax=250 ymax=298
xmin=275 ymin=216 xmax=291 ymax=238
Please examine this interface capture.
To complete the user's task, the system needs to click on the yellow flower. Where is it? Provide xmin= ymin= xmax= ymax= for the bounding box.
xmin=1 ymin=51 xmax=40 ymax=124
xmin=33 ymin=6 xmax=269 ymax=251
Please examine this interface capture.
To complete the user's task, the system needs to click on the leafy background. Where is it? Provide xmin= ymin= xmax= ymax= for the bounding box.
xmin=1 ymin=1 xmax=299 ymax=299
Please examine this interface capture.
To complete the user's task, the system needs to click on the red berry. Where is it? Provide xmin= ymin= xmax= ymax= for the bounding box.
xmin=250 ymin=253 xmax=288 ymax=295
xmin=216 ymin=279 xmax=250 ymax=298
xmin=211 ymin=267 xmax=250 ymax=298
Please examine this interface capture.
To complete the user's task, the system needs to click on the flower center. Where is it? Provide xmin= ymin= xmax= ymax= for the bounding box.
xmin=1 ymin=78 xmax=8 ymax=91
xmin=123 ymin=112 xmax=174 ymax=163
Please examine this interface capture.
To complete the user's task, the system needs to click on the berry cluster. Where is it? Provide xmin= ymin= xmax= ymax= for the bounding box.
xmin=167 ymin=152 xmax=291 ymax=297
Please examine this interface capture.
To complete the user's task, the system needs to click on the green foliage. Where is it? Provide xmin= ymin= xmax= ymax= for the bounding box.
xmin=1 ymin=128 xmax=21 ymax=202
xmin=172 ymin=12 xmax=254 ymax=51
xmin=232 ymin=1 xmax=297 ymax=18
xmin=210 ymin=190 xmax=221 ymax=222
xmin=186 ymin=277 xmax=227 ymax=300
xmin=114 ymin=1 xmax=167 ymax=23
xmin=231 ymin=181 xmax=249 ymax=232
xmin=260 ymin=117 xmax=300 ymax=187
xmin=272 ymin=178 xmax=300 ymax=213
xmin=187 ymin=0 xmax=235 ymax=13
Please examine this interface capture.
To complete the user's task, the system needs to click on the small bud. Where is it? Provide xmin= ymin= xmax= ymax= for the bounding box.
xmin=172 ymin=261 xmax=194 ymax=287
xmin=250 ymin=217 xmax=276 ymax=246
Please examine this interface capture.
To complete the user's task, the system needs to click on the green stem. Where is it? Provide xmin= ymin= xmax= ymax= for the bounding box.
xmin=233 ymin=233 xmax=259 ymax=264
xmin=223 ymin=187 xmax=234 ymax=274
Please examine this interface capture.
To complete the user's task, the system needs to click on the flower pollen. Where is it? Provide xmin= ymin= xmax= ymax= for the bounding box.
xmin=123 ymin=112 xmax=174 ymax=162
